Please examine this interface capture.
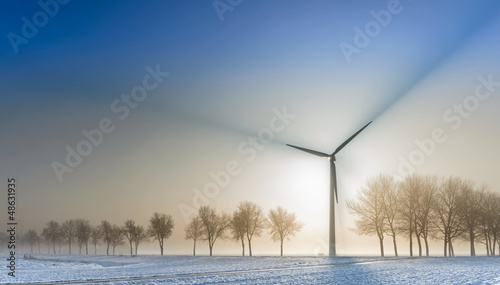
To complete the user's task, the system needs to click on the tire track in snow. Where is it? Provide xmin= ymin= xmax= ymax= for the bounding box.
xmin=12 ymin=257 xmax=421 ymax=284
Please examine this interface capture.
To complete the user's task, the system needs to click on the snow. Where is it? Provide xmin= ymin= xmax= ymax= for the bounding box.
xmin=1 ymin=254 xmax=499 ymax=284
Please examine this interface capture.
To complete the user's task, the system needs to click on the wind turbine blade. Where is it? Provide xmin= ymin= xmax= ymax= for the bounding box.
xmin=331 ymin=160 xmax=338 ymax=203
xmin=330 ymin=160 xmax=339 ymax=204
xmin=286 ymin=144 xmax=329 ymax=157
xmin=332 ymin=121 xmax=372 ymax=155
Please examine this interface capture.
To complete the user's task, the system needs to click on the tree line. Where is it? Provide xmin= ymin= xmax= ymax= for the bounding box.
xmin=347 ymin=174 xmax=500 ymax=257
xmin=16 ymin=202 xmax=303 ymax=257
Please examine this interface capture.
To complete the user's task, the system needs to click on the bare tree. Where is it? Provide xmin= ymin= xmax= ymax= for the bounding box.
xmin=100 ymin=220 xmax=113 ymax=255
xmin=61 ymin=220 xmax=76 ymax=255
xmin=479 ymin=191 xmax=500 ymax=255
xmin=267 ymin=206 xmax=303 ymax=256
xmin=110 ymin=225 xmax=123 ymax=255
xmin=147 ymin=212 xmax=174 ymax=255
xmin=75 ymin=219 xmax=92 ymax=254
xmin=458 ymin=182 xmax=484 ymax=256
xmin=133 ymin=226 xmax=148 ymax=255
xmin=380 ymin=174 xmax=399 ymax=256
xmin=415 ymin=175 xmax=438 ymax=257
xmin=122 ymin=219 xmax=137 ymax=256
xmin=431 ymin=177 xmax=465 ymax=256
xmin=198 ymin=205 xmax=231 ymax=256
xmin=185 ymin=216 xmax=204 ymax=256
xmin=40 ymin=230 xmax=51 ymax=254
xmin=24 ymin=229 xmax=39 ymax=254
xmin=347 ymin=175 xmax=387 ymax=257
xmin=236 ymin=201 xmax=266 ymax=256
xmin=90 ymin=226 xmax=102 ymax=255
xmin=230 ymin=211 xmax=246 ymax=256
xmin=398 ymin=174 xmax=423 ymax=256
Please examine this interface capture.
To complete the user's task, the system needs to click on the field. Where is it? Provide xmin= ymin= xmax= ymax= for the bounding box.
xmin=2 ymin=254 xmax=500 ymax=284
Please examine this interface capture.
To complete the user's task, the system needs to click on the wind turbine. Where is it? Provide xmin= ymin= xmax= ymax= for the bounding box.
xmin=286 ymin=121 xmax=372 ymax=256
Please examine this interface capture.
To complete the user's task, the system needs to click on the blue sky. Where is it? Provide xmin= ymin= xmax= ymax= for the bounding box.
xmin=1 ymin=0 xmax=500 ymax=255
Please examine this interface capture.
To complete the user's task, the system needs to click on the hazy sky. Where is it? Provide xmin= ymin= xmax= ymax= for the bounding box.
xmin=1 ymin=0 xmax=499 ymax=256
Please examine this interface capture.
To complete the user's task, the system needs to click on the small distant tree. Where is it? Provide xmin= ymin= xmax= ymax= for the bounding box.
xmin=347 ymin=175 xmax=387 ymax=257
xmin=24 ymin=229 xmax=39 ymax=254
xmin=230 ymin=211 xmax=246 ymax=256
xmin=100 ymin=220 xmax=113 ymax=255
xmin=61 ymin=220 xmax=76 ymax=255
xmin=110 ymin=225 xmax=123 ymax=255
xmin=133 ymin=226 xmax=148 ymax=255
xmin=75 ymin=219 xmax=92 ymax=254
xmin=90 ymin=226 xmax=102 ymax=255
xmin=133 ymin=225 xmax=148 ymax=255
xmin=185 ymin=216 xmax=204 ymax=256
xmin=236 ymin=201 xmax=266 ymax=256
xmin=122 ymin=219 xmax=137 ymax=256
xmin=147 ymin=212 xmax=174 ymax=255
xmin=198 ymin=205 xmax=231 ymax=256
xmin=267 ymin=206 xmax=303 ymax=256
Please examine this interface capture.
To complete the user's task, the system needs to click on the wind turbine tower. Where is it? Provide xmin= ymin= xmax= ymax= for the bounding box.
xmin=287 ymin=121 xmax=372 ymax=256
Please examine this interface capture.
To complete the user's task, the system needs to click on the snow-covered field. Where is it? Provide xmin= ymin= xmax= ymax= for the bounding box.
xmin=1 ymin=254 xmax=499 ymax=284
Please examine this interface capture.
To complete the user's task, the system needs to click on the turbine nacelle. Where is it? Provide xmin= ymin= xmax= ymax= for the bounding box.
xmin=286 ymin=120 xmax=372 ymax=205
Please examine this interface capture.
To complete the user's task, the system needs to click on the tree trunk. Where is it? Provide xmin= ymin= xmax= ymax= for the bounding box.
xmin=379 ymin=235 xmax=384 ymax=257
xmin=69 ymin=240 xmax=72 ymax=255
xmin=494 ymin=237 xmax=498 ymax=256
xmin=135 ymin=244 xmax=139 ymax=256
xmin=391 ymin=233 xmax=398 ymax=257
xmin=424 ymin=237 xmax=429 ymax=257
xmin=409 ymin=232 xmax=413 ymax=257
xmin=416 ymin=234 xmax=422 ymax=257
xmin=53 ymin=241 xmax=56 ymax=254
xmin=193 ymin=240 xmax=196 ymax=256
xmin=280 ymin=239 xmax=284 ymax=257
xmin=209 ymin=245 xmax=213 ymax=256
xmin=86 ymin=244 xmax=88 ymax=255
xmin=443 ymin=237 xmax=448 ymax=257
xmin=470 ymin=231 xmax=475 ymax=256
xmin=241 ymin=238 xmax=245 ymax=256
xmin=106 ymin=242 xmax=110 ymax=255
xmin=497 ymin=239 xmax=499 ymax=255
xmin=248 ymin=237 xmax=252 ymax=257
xmin=130 ymin=240 xmax=133 ymax=256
